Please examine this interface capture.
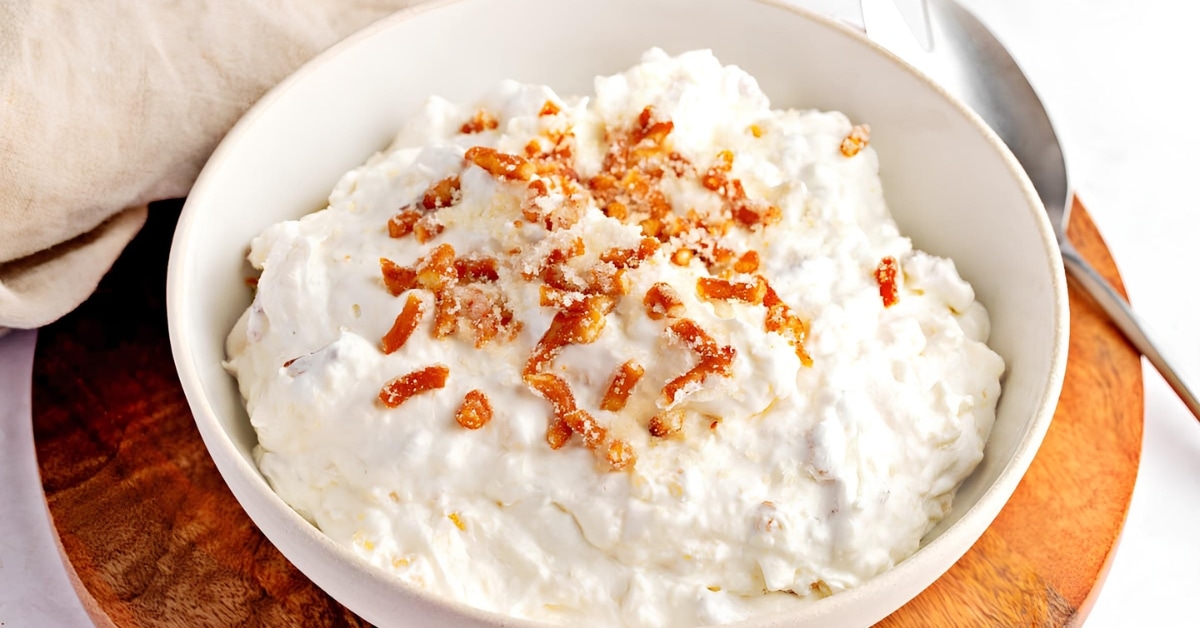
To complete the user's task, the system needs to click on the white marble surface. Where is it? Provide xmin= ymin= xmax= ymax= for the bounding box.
xmin=1 ymin=1 xmax=1198 ymax=625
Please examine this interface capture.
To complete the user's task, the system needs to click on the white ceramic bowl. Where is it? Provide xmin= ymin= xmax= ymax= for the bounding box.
xmin=167 ymin=0 xmax=1069 ymax=625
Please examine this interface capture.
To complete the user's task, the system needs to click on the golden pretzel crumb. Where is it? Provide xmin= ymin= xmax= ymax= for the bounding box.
xmin=460 ymin=110 xmax=499 ymax=134
xmin=600 ymin=237 xmax=660 ymax=270
xmin=600 ymin=360 xmax=645 ymax=412
xmin=381 ymin=294 xmax=425 ymax=355
xmin=603 ymin=200 xmax=628 ymax=221
xmin=605 ymin=439 xmax=637 ymax=471
xmin=648 ymin=409 xmax=684 ymax=438
xmin=661 ymin=319 xmax=736 ymax=405
xmin=733 ymin=250 xmax=760 ymax=274
xmin=670 ymin=248 xmax=694 ymax=266
xmin=388 ymin=209 xmax=422 ymax=238
xmin=696 ymin=276 xmax=768 ymax=304
xmin=840 ymin=124 xmax=871 ymax=158
xmin=546 ymin=417 xmax=573 ymax=450
xmin=379 ymin=364 xmax=449 ymax=408
xmin=413 ymin=215 xmax=444 ymax=243
xmin=414 ymin=243 xmax=458 ymax=290
xmin=455 ymin=389 xmax=494 ymax=430
xmin=465 ymin=146 xmax=535 ymax=181
xmin=453 ymin=284 xmax=521 ymax=347
xmin=380 ymin=258 xmax=418 ymax=296
xmin=422 ymin=176 xmax=462 ymax=210
xmin=643 ymin=282 xmax=685 ymax=320
xmin=524 ymin=300 xmax=611 ymax=376
xmin=875 ymin=256 xmax=900 ymax=307
xmin=763 ymin=284 xmax=813 ymax=367
xmin=701 ymin=150 xmax=734 ymax=191
xmin=525 ymin=373 xmax=604 ymax=447
xmin=453 ymin=256 xmax=500 ymax=283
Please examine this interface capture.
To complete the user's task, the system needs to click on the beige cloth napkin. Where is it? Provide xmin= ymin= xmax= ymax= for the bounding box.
xmin=0 ymin=0 xmax=423 ymax=329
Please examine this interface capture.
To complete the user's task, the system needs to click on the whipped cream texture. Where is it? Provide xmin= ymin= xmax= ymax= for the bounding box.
xmin=226 ymin=49 xmax=1005 ymax=627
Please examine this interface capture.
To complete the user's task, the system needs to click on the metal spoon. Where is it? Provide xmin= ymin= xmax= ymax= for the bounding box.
xmin=860 ymin=0 xmax=1200 ymax=420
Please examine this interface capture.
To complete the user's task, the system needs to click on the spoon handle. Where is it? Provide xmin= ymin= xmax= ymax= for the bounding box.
xmin=1061 ymin=242 xmax=1200 ymax=420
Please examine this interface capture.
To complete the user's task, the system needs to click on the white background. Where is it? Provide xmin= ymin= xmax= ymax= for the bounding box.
xmin=1 ymin=1 xmax=1198 ymax=625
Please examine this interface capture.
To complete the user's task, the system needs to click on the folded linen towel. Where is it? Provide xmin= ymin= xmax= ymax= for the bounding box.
xmin=0 ymin=0 xmax=423 ymax=328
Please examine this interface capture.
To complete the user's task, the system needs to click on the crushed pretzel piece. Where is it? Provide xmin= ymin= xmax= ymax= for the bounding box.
xmin=604 ymin=201 xmax=628 ymax=221
xmin=415 ymin=244 xmax=461 ymax=339
xmin=388 ymin=209 xmax=422 ymax=238
xmin=545 ymin=237 xmax=586 ymax=266
xmin=666 ymin=317 xmax=718 ymax=354
xmin=432 ymin=289 xmax=460 ymax=338
xmin=546 ymin=417 xmax=573 ymax=449
xmin=633 ymin=105 xmax=674 ymax=146
xmin=540 ymin=264 xmax=589 ymax=293
xmin=605 ymin=439 xmax=637 ymax=470
xmin=600 ymin=360 xmax=645 ymax=412
xmin=455 ymin=389 xmax=493 ymax=430
xmin=661 ymin=343 xmax=736 ymax=406
xmin=378 ymin=364 xmax=449 ymax=408
xmin=453 ymin=256 xmax=500 ymax=283
xmin=671 ymin=248 xmax=694 ymax=266
xmin=701 ymin=150 xmax=734 ymax=191
xmin=648 ymin=409 xmax=684 ymax=438
xmin=763 ymin=284 xmax=813 ymax=367
xmin=731 ymin=198 xmax=782 ymax=229
xmin=639 ymin=217 xmax=662 ymax=238
xmin=733 ymin=250 xmax=760 ymax=274
xmin=840 ymin=124 xmax=871 ymax=158
xmin=465 ymin=146 xmax=534 ymax=181
xmin=539 ymin=285 xmax=583 ymax=312
xmin=524 ymin=139 xmax=542 ymax=158
xmin=413 ymin=214 xmax=443 ymax=243
xmin=524 ymin=300 xmax=611 ymax=376
xmin=698 ymin=151 xmax=782 ymax=232
xmin=643 ymin=282 xmax=685 ymax=320
xmin=586 ymin=265 xmax=630 ymax=297
xmin=599 ymin=237 xmax=659 ymax=269
xmin=453 ymin=284 xmax=521 ymax=347
xmin=380 ymin=294 xmax=425 ymax=355
xmin=696 ymin=276 xmax=768 ymax=304
xmin=380 ymin=258 xmax=418 ymax=296
xmin=711 ymin=245 xmax=736 ymax=267
xmin=875 ymin=256 xmax=900 ymax=307
xmin=525 ymin=373 xmax=608 ymax=449
xmin=661 ymin=319 xmax=736 ymax=405
xmin=414 ymin=243 xmax=458 ymax=290
xmin=460 ymin=110 xmax=499 ymax=134
xmin=422 ymin=176 xmax=462 ymax=210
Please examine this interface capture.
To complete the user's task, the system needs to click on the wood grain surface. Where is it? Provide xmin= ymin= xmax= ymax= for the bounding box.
xmin=32 ymin=196 xmax=1142 ymax=627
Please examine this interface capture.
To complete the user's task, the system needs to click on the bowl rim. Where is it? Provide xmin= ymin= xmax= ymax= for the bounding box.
xmin=166 ymin=0 xmax=1070 ymax=625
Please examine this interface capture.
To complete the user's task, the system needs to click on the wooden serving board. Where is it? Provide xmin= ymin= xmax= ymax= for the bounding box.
xmin=31 ymin=197 xmax=1142 ymax=627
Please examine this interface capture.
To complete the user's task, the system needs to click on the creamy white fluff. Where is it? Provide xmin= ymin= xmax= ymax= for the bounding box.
xmin=225 ymin=49 xmax=1004 ymax=627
